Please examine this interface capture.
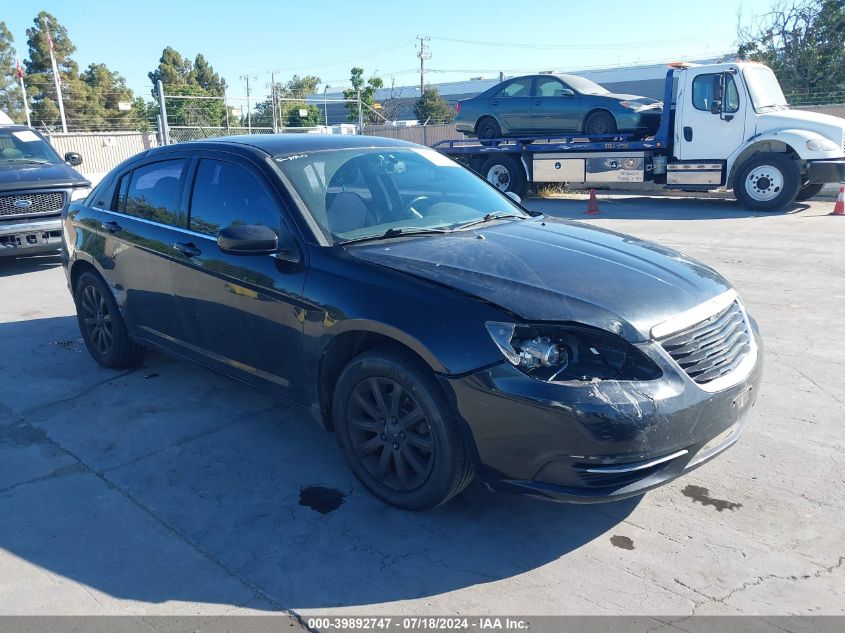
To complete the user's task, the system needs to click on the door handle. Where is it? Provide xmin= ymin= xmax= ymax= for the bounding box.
xmin=490 ymin=100 xmax=499 ymax=106
xmin=683 ymin=126 xmax=693 ymax=142
xmin=533 ymin=100 xmax=541 ymax=105
xmin=100 ymin=220 xmax=121 ymax=233
xmin=174 ymin=241 xmax=202 ymax=258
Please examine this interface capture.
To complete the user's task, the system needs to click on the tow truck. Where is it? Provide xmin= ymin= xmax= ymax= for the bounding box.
xmin=435 ymin=61 xmax=845 ymax=211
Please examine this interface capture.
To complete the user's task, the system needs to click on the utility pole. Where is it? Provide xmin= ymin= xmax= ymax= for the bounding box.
xmin=43 ymin=17 xmax=67 ymax=133
xmin=240 ymin=74 xmax=255 ymax=132
xmin=16 ymin=55 xmax=31 ymax=127
xmin=323 ymin=85 xmax=330 ymax=128
xmin=357 ymin=88 xmax=363 ymax=134
xmin=155 ymin=80 xmax=170 ymax=145
xmin=416 ymin=35 xmax=431 ymax=98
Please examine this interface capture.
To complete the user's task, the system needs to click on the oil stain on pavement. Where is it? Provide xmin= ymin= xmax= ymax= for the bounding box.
xmin=299 ymin=485 xmax=345 ymax=515
xmin=682 ymin=484 xmax=743 ymax=512
xmin=610 ymin=535 xmax=635 ymax=550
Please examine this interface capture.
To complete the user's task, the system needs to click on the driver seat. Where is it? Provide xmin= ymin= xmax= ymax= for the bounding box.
xmin=325 ymin=191 xmax=373 ymax=234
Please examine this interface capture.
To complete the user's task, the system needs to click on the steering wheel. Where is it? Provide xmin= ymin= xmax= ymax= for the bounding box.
xmin=397 ymin=196 xmax=430 ymax=219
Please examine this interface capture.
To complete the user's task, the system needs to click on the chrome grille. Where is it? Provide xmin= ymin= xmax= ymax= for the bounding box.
xmin=657 ymin=301 xmax=752 ymax=385
xmin=0 ymin=191 xmax=65 ymax=218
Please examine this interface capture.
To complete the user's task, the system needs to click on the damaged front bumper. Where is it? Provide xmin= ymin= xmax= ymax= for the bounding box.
xmin=443 ymin=322 xmax=763 ymax=503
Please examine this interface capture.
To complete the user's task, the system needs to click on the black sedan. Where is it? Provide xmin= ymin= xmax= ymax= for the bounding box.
xmin=62 ymin=135 xmax=761 ymax=510
xmin=455 ymin=73 xmax=663 ymax=139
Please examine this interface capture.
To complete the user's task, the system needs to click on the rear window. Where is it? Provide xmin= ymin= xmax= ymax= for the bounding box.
xmin=121 ymin=160 xmax=186 ymax=226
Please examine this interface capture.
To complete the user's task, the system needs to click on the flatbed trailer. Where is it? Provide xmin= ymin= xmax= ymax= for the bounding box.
xmin=433 ymin=64 xmax=845 ymax=211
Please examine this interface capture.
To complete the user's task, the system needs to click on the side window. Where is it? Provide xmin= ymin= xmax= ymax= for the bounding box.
xmin=124 ymin=159 xmax=186 ymax=225
xmin=692 ymin=74 xmax=719 ymax=111
xmin=494 ymin=78 xmax=532 ymax=98
xmin=724 ymin=74 xmax=740 ymax=113
xmin=189 ymin=159 xmax=280 ymax=237
xmin=536 ymin=78 xmax=567 ymax=97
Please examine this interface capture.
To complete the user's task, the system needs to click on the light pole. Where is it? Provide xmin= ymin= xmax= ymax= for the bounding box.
xmin=323 ymin=84 xmax=330 ymax=129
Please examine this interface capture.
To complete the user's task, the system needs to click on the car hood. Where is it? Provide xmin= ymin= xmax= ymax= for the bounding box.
xmin=346 ymin=217 xmax=731 ymax=342
xmin=755 ymin=109 xmax=845 ymax=145
xmin=0 ymin=161 xmax=89 ymax=192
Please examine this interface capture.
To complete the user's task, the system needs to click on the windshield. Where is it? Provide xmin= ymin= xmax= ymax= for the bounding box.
xmin=562 ymin=75 xmax=610 ymax=95
xmin=275 ymin=147 xmax=529 ymax=244
xmin=743 ymin=65 xmax=789 ymax=111
xmin=0 ymin=128 xmax=63 ymax=165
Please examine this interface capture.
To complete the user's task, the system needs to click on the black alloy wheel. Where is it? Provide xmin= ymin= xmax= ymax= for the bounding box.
xmin=74 ymin=271 xmax=145 ymax=368
xmin=347 ymin=377 xmax=435 ymax=492
xmin=333 ymin=346 xmax=473 ymax=510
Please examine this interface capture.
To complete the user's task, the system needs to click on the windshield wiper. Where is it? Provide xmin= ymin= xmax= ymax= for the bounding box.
xmin=452 ymin=211 xmax=526 ymax=231
xmin=0 ymin=158 xmax=50 ymax=165
xmin=340 ymin=226 xmax=452 ymax=245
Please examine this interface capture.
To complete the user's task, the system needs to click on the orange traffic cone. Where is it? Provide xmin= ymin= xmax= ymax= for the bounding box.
xmin=832 ymin=186 xmax=845 ymax=216
xmin=585 ymin=189 xmax=600 ymax=215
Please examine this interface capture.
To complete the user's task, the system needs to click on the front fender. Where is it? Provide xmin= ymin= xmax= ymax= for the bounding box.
xmin=744 ymin=129 xmax=843 ymax=161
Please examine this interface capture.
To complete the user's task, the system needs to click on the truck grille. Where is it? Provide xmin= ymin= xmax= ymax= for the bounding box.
xmin=657 ymin=301 xmax=752 ymax=386
xmin=0 ymin=191 xmax=66 ymax=218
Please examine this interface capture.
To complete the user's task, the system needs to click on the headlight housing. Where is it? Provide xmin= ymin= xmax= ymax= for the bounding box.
xmin=70 ymin=187 xmax=91 ymax=202
xmin=486 ymin=322 xmax=661 ymax=382
xmin=806 ymin=138 xmax=838 ymax=152
xmin=619 ymin=101 xmax=661 ymax=112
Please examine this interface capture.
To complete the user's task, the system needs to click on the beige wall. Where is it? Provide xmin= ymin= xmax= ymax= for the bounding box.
xmin=796 ymin=104 xmax=845 ymax=119
xmin=363 ymin=124 xmax=458 ymax=147
xmin=46 ymin=131 xmax=159 ymax=184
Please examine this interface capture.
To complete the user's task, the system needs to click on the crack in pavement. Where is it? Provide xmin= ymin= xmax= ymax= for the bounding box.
xmin=689 ymin=556 xmax=845 ymax=615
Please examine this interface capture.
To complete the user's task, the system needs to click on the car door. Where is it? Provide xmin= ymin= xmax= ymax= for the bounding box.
xmin=171 ymin=154 xmax=307 ymax=400
xmin=489 ymin=77 xmax=534 ymax=134
xmin=530 ymin=76 xmax=581 ymax=132
xmin=676 ymin=70 xmax=746 ymax=161
xmin=89 ymin=157 xmax=188 ymax=347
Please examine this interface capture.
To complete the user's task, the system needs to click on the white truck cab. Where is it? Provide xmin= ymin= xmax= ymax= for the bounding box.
xmin=671 ymin=61 xmax=845 ymax=209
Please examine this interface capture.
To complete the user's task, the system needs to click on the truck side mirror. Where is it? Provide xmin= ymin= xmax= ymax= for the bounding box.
xmin=65 ymin=152 xmax=83 ymax=166
xmin=710 ymin=100 xmax=722 ymax=115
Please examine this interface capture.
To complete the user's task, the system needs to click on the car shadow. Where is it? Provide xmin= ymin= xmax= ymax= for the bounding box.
xmin=0 ymin=253 xmax=63 ymax=277
xmin=0 ymin=315 xmax=639 ymax=611
xmin=524 ymin=194 xmax=810 ymax=220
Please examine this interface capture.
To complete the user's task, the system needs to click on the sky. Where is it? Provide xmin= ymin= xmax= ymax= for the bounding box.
xmin=3 ymin=0 xmax=776 ymax=102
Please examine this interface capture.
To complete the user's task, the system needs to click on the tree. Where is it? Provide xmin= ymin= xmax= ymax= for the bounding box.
xmin=252 ymin=75 xmax=323 ymax=129
xmin=0 ymin=22 xmax=23 ymax=122
xmin=414 ymin=86 xmax=455 ymax=124
xmin=343 ymin=67 xmax=384 ymax=125
xmin=148 ymin=47 xmax=227 ymax=129
xmin=79 ymin=63 xmax=145 ymax=130
xmin=24 ymin=11 xmax=87 ymax=128
xmin=737 ymin=0 xmax=845 ymax=105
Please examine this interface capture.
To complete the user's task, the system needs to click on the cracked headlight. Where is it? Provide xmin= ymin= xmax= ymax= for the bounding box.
xmin=485 ymin=322 xmax=662 ymax=382
xmin=806 ymin=138 xmax=838 ymax=152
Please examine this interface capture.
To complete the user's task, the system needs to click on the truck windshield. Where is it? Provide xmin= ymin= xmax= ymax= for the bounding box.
xmin=743 ymin=66 xmax=789 ymax=112
xmin=0 ymin=128 xmax=63 ymax=165
xmin=275 ymin=147 xmax=529 ymax=245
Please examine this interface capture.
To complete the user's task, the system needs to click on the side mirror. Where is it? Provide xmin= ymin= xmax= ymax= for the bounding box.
xmin=65 ymin=151 xmax=83 ymax=167
xmin=710 ymin=100 xmax=722 ymax=115
xmin=217 ymin=223 xmax=278 ymax=255
xmin=505 ymin=191 xmax=522 ymax=204
xmin=560 ymin=88 xmax=575 ymax=97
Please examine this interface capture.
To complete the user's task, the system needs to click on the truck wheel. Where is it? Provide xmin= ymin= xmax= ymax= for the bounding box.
xmin=795 ymin=182 xmax=824 ymax=201
xmin=332 ymin=346 xmax=473 ymax=510
xmin=584 ymin=111 xmax=617 ymax=135
xmin=734 ymin=153 xmax=800 ymax=211
xmin=480 ymin=156 xmax=528 ymax=198
xmin=74 ymin=271 xmax=145 ymax=368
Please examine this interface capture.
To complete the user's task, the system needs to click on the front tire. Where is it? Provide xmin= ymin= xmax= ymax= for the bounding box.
xmin=332 ymin=347 xmax=473 ymax=510
xmin=480 ymin=155 xmax=528 ymax=198
xmin=734 ymin=153 xmax=800 ymax=211
xmin=74 ymin=271 xmax=144 ymax=368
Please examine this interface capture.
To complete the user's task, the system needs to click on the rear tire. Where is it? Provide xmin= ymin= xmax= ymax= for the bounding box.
xmin=480 ymin=155 xmax=528 ymax=198
xmin=74 ymin=271 xmax=144 ymax=368
xmin=795 ymin=182 xmax=824 ymax=201
xmin=583 ymin=111 xmax=617 ymax=135
xmin=332 ymin=346 xmax=473 ymax=510
xmin=476 ymin=117 xmax=502 ymax=146
xmin=733 ymin=153 xmax=800 ymax=211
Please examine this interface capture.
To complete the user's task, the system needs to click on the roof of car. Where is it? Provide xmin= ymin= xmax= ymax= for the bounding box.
xmin=172 ymin=133 xmax=419 ymax=157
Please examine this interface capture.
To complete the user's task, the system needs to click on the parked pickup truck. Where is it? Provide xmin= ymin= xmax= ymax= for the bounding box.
xmin=1 ymin=123 xmax=90 ymax=257
xmin=440 ymin=61 xmax=845 ymax=211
